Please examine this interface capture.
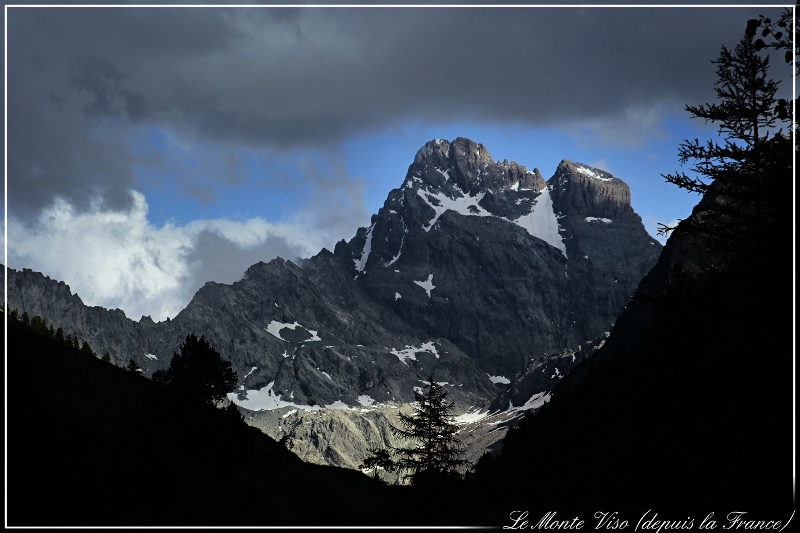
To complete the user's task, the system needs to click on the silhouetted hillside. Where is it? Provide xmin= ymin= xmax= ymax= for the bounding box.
xmin=463 ymin=153 xmax=793 ymax=518
xmin=7 ymin=318 xmax=487 ymax=526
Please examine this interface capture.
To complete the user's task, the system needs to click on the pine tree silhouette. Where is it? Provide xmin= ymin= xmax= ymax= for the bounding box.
xmin=659 ymin=14 xmax=793 ymax=270
xmin=361 ymin=376 xmax=466 ymax=486
xmin=153 ymin=333 xmax=238 ymax=406
xmin=81 ymin=341 xmax=96 ymax=358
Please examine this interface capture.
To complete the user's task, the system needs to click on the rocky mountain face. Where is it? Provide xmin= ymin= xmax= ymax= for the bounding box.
xmin=4 ymin=268 xmax=158 ymax=361
xmin=467 ymin=149 xmax=793 ymax=511
xmin=323 ymin=138 xmax=659 ymax=377
xmin=4 ymin=137 xmax=662 ymax=471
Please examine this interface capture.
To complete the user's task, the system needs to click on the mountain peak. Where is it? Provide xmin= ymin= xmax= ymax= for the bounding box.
xmin=548 ymin=160 xmax=634 ymax=220
xmin=448 ymin=136 xmax=493 ymax=164
xmin=556 ymin=159 xmax=618 ymax=183
xmin=409 ymin=137 xmax=543 ymax=196
xmin=413 ymin=138 xmax=451 ymax=164
xmin=413 ymin=137 xmax=493 ymax=165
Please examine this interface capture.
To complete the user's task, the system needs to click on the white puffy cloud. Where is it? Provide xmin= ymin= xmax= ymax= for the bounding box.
xmin=7 ymin=190 xmax=340 ymax=322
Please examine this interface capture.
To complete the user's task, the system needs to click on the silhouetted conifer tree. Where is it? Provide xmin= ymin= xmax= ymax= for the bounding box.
xmin=361 ymin=376 xmax=466 ymax=486
xmin=660 ymin=11 xmax=794 ymax=269
xmin=55 ymin=328 xmax=65 ymax=343
xmin=29 ymin=316 xmax=49 ymax=337
xmin=81 ymin=341 xmax=95 ymax=357
xmin=360 ymin=448 xmax=395 ymax=480
xmin=153 ymin=333 xmax=238 ymax=406
xmin=746 ymin=10 xmax=797 ymax=77
xmin=127 ymin=358 xmax=141 ymax=373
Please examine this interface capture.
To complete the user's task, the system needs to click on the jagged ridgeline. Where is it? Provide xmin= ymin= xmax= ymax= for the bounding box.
xmin=3 ymin=137 xmax=662 ymax=469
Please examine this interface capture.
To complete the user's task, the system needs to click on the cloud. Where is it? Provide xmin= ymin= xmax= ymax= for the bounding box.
xmin=6 ymin=190 xmax=348 ymax=322
xmin=643 ymin=215 xmax=683 ymax=245
xmin=560 ymin=105 xmax=671 ymax=150
xmin=587 ymin=158 xmax=612 ymax=174
xmin=6 ymin=6 xmax=781 ymax=221
xmin=5 ymin=5 xmax=785 ymax=318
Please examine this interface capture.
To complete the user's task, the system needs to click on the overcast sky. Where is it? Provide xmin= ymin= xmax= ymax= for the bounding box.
xmin=4 ymin=4 xmax=793 ymax=321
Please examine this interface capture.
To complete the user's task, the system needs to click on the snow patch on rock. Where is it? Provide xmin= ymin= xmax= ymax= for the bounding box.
xmin=389 ymin=341 xmax=439 ymax=365
xmin=416 ymin=186 xmax=491 ymax=232
xmin=230 ymin=382 xmax=357 ymax=412
xmin=511 ymin=187 xmax=567 ymax=258
xmin=414 ymin=273 xmax=435 ymax=298
xmin=354 ymin=224 xmax=375 ymax=273
xmin=357 ymin=395 xmax=376 ymax=407
xmin=575 ymin=165 xmax=613 ymax=182
xmin=265 ymin=321 xmax=321 ymax=342
xmin=229 ymin=381 xmax=319 ymax=412
xmin=508 ymin=391 xmax=551 ymax=413
xmin=455 ymin=408 xmax=489 ymax=425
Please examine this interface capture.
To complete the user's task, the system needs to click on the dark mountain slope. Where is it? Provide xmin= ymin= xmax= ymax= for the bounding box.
xmin=5 ymin=318 xmax=432 ymax=526
xmin=465 ymin=167 xmax=793 ymax=515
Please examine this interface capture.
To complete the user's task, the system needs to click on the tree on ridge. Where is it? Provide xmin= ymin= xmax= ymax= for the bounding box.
xmin=153 ymin=333 xmax=238 ymax=407
xmin=361 ymin=376 xmax=466 ymax=486
xmin=659 ymin=9 xmax=794 ymax=268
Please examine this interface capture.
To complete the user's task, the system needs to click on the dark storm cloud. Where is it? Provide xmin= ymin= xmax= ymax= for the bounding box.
xmin=7 ymin=5 xmax=782 ymax=219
